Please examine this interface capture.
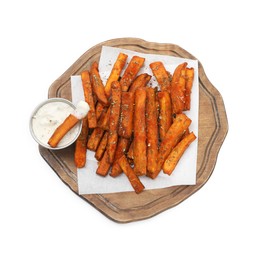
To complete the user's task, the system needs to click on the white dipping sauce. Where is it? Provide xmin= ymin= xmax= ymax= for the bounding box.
xmin=72 ymin=100 xmax=90 ymax=119
xmin=32 ymin=101 xmax=81 ymax=147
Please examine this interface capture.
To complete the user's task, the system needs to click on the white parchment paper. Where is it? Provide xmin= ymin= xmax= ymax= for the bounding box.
xmin=71 ymin=46 xmax=199 ymax=194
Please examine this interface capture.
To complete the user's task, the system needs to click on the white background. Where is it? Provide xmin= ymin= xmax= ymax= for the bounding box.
xmin=1 ymin=1 xmax=259 ymax=259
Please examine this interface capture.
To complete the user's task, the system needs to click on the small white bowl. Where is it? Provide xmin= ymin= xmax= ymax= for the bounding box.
xmin=29 ymin=98 xmax=82 ymax=150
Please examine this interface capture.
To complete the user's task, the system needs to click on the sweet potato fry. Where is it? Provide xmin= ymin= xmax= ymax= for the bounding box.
xmin=163 ymin=132 xmax=196 ymax=175
xmin=81 ymin=70 xmax=97 ymax=128
xmin=120 ymin=56 xmax=145 ymax=91
xmin=110 ymin=137 xmax=130 ymax=177
xmin=184 ymin=67 xmax=194 ymax=110
xmin=107 ymin=81 xmax=121 ymax=163
xmin=181 ymin=127 xmax=190 ymax=139
xmin=95 ymin=131 xmax=108 ymax=161
xmin=118 ymin=155 xmax=145 ymax=194
xmin=171 ymin=62 xmax=187 ymax=89
xmin=95 ymin=102 xmax=106 ymax=121
xmin=157 ymin=91 xmax=172 ymax=141
xmin=74 ymin=117 xmax=88 ymax=168
xmin=97 ymin=107 xmax=111 ymax=131
xmin=87 ymin=127 xmax=105 ymax=151
xmin=179 ymin=68 xmax=187 ymax=93
xmin=146 ymin=87 xmax=159 ymax=176
xmin=129 ymin=73 xmax=151 ymax=93
xmin=170 ymin=62 xmax=187 ymax=114
xmin=96 ymin=150 xmax=111 ymax=176
xmin=90 ymin=61 xmax=109 ymax=106
xmin=118 ymin=92 xmax=134 ymax=139
xmin=148 ymin=113 xmax=191 ymax=179
xmin=48 ymin=114 xmax=79 ymax=148
xmin=104 ymin=52 xmax=128 ymax=97
xmin=150 ymin=61 xmax=171 ymax=92
xmin=133 ymin=87 xmax=147 ymax=175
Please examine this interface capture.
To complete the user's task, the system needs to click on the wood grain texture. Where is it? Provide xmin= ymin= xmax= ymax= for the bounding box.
xmin=39 ymin=38 xmax=228 ymax=223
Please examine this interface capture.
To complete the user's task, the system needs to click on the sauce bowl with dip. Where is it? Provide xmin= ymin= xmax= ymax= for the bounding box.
xmin=29 ymin=98 xmax=83 ymax=150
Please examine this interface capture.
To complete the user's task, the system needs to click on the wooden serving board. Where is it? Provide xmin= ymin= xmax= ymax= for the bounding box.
xmin=39 ymin=38 xmax=228 ymax=223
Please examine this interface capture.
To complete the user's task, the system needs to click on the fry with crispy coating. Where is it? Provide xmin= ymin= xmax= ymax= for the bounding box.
xmin=163 ymin=132 xmax=196 ymax=175
xmin=107 ymin=81 xmax=121 ymax=163
xmin=96 ymin=150 xmax=111 ymax=176
xmin=118 ymin=92 xmax=134 ymax=139
xmin=118 ymin=155 xmax=145 ymax=194
xmin=170 ymin=62 xmax=187 ymax=114
xmin=95 ymin=131 xmax=108 ymax=161
xmin=95 ymin=102 xmax=106 ymax=121
xmin=110 ymin=137 xmax=130 ymax=177
xmin=74 ymin=117 xmax=88 ymax=168
xmin=81 ymin=70 xmax=97 ymax=128
xmin=133 ymin=87 xmax=147 ymax=175
xmin=184 ymin=67 xmax=194 ymax=110
xmin=97 ymin=107 xmax=110 ymax=131
xmin=129 ymin=73 xmax=151 ymax=93
xmin=87 ymin=127 xmax=104 ymax=151
xmin=157 ymin=91 xmax=172 ymax=141
xmin=146 ymin=87 xmax=159 ymax=176
xmin=181 ymin=127 xmax=190 ymax=139
xmin=171 ymin=62 xmax=187 ymax=90
xmin=120 ymin=56 xmax=145 ymax=91
xmin=90 ymin=61 xmax=109 ymax=106
xmin=104 ymin=53 xmax=128 ymax=97
xmin=150 ymin=61 xmax=171 ymax=92
xmin=148 ymin=113 xmax=191 ymax=179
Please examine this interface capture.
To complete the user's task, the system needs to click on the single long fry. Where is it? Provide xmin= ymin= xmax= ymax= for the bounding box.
xmin=48 ymin=114 xmax=79 ymax=148
xmin=133 ymin=87 xmax=147 ymax=175
xmin=170 ymin=62 xmax=187 ymax=114
xmin=163 ymin=132 xmax=196 ymax=175
xmin=118 ymin=92 xmax=134 ymax=139
xmin=129 ymin=73 xmax=151 ymax=93
xmin=148 ymin=113 xmax=191 ymax=179
xmin=90 ymin=61 xmax=109 ymax=106
xmin=87 ymin=127 xmax=105 ymax=151
xmin=81 ymin=70 xmax=97 ymax=128
xmin=96 ymin=150 xmax=111 ymax=176
xmin=118 ymin=155 xmax=145 ymax=194
xmin=74 ymin=78 xmax=92 ymax=167
xmin=171 ymin=62 xmax=187 ymax=90
xmin=95 ymin=102 xmax=106 ymax=121
xmin=104 ymin=53 xmax=128 ymax=97
xmin=150 ymin=61 xmax=171 ymax=92
xmin=95 ymin=131 xmax=108 ymax=161
xmin=97 ymin=107 xmax=111 ymax=131
xmin=146 ymin=87 xmax=159 ymax=176
xmin=157 ymin=91 xmax=172 ymax=140
xmin=74 ymin=117 xmax=88 ymax=168
xmin=110 ymin=137 xmax=130 ymax=177
xmin=107 ymin=81 xmax=121 ymax=163
xmin=184 ymin=67 xmax=194 ymax=110
xmin=120 ymin=56 xmax=145 ymax=91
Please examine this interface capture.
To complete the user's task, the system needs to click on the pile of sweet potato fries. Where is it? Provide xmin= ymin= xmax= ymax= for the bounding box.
xmin=74 ymin=52 xmax=196 ymax=193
